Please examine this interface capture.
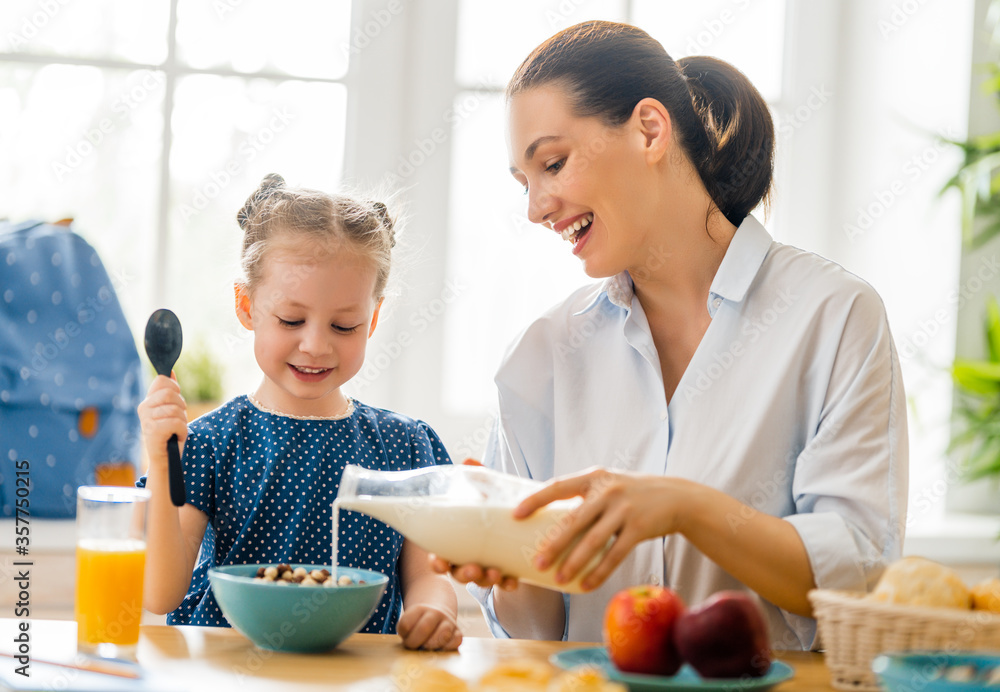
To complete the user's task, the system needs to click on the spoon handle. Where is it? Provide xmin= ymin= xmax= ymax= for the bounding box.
xmin=167 ymin=434 xmax=185 ymax=506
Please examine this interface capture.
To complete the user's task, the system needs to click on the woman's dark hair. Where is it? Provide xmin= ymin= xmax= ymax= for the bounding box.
xmin=507 ymin=20 xmax=774 ymax=227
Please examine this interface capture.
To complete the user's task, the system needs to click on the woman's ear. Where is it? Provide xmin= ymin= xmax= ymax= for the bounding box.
xmin=368 ymin=298 xmax=383 ymax=338
xmin=633 ymin=97 xmax=672 ymax=164
xmin=234 ymin=283 xmax=253 ymax=330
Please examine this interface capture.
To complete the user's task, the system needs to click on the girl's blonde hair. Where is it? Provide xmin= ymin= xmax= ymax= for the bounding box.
xmin=235 ymin=174 xmax=396 ymax=299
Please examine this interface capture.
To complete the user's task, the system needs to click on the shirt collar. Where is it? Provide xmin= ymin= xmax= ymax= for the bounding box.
xmin=606 ymin=272 xmax=633 ymax=309
xmin=707 ymin=214 xmax=773 ymax=314
xmin=574 ymin=272 xmax=633 ymax=316
xmin=571 ymin=215 xmax=773 ymax=317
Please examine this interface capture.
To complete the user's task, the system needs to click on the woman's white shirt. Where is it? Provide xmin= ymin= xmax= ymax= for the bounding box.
xmin=470 ymin=214 xmax=908 ymax=649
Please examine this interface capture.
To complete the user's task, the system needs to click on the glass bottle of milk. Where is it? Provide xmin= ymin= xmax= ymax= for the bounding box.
xmin=334 ymin=464 xmax=604 ymax=593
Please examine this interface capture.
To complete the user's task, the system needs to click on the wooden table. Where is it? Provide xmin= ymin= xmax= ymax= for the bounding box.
xmin=0 ymin=619 xmax=836 ymax=691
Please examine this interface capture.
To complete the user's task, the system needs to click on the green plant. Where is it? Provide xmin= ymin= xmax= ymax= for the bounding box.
xmin=173 ymin=340 xmax=224 ymax=403
xmin=950 ymin=296 xmax=1000 ymax=481
xmin=942 ymin=2 xmax=1000 ymax=248
xmin=942 ymin=103 xmax=1000 ymax=249
xmin=945 ymin=1 xmax=1000 ymax=490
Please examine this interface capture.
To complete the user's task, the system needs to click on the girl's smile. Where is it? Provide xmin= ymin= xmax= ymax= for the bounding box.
xmin=288 ymin=364 xmax=332 ymax=381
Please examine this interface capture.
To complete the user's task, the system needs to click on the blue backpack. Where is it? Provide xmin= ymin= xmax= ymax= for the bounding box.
xmin=0 ymin=220 xmax=143 ymax=518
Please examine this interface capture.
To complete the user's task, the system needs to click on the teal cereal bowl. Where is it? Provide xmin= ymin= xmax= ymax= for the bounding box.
xmin=208 ymin=564 xmax=388 ymax=653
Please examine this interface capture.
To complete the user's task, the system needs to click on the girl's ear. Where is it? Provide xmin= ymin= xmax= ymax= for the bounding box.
xmin=234 ymin=283 xmax=254 ymax=330
xmin=633 ymin=97 xmax=672 ymax=165
xmin=368 ymin=298 xmax=383 ymax=338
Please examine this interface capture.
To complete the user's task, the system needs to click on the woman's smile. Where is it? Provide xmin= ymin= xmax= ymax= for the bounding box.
xmin=555 ymin=212 xmax=594 ymax=245
xmin=570 ymin=218 xmax=594 ymax=255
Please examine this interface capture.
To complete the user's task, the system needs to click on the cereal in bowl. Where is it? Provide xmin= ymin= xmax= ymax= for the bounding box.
xmin=253 ymin=564 xmax=358 ymax=587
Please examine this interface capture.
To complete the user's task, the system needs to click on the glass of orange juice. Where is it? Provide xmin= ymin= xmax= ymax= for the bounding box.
xmin=75 ymin=486 xmax=149 ymax=659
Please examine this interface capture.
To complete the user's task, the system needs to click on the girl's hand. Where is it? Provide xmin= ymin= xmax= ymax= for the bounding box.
xmin=137 ymin=374 xmax=188 ymax=468
xmin=396 ymin=603 xmax=463 ymax=651
xmin=428 ymin=555 xmax=519 ymax=591
xmin=513 ymin=467 xmax=690 ymax=591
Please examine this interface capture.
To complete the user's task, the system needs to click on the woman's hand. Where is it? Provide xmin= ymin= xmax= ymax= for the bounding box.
xmin=513 ymin=467 xmax=691 ymax=591
xmin=396 ymin=603 xmax=463 ymax=651
xmin=428 ymin=555 xmax=519 ymax=591
xmin=137 ymin=374 xmax=188 ymax=468
xmin=427 ymin=458 xmax=521 ymax=592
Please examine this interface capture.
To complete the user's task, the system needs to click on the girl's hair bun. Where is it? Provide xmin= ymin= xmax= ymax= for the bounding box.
xmin=259 ymin=173 xmax=285 ymax=193
xmin=372 ymin=201 xmax=396 ymax=248
xmin=237 ymin=173 xmax=286 ymax=231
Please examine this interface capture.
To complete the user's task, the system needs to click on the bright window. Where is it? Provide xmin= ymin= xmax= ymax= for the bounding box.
xmin=0 ymin=0 xmax=350 ymax=395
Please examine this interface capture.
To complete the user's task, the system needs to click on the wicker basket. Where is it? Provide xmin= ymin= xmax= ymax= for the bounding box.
xmin=809 ymin=589 xmax=1000 ymax=691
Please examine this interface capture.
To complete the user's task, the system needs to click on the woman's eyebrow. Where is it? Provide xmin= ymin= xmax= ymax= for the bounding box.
xmin=524 ymin=135 xmax=563 ymax=162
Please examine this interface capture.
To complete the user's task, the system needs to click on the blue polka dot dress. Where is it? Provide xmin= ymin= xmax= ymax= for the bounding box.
xmin=136 ymin=395 xmax=452 ymax=632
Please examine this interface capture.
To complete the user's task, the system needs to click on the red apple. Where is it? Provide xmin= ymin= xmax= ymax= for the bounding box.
xmin=603 ymin=585 xmax=686 ymax=676
xmin=674 ymin=591 xmax=772 ymax=678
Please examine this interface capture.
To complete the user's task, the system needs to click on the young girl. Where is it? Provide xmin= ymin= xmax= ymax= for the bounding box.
xmin=138 ymin=174 xmax=462 ymax=651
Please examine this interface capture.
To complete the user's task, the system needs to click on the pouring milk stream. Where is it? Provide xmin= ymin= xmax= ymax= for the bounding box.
xmin=332 ymin=464 xmax=606 ymax=594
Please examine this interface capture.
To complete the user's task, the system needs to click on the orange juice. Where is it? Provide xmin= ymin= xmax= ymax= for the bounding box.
xmin=94 ymin=462 xmax=137 ymax=487
xmin=75 ymin=538 xmax=146 ymax=648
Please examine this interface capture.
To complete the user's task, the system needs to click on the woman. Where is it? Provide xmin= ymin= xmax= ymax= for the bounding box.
xmin=436 ymin=20 xmax=907 ymax=650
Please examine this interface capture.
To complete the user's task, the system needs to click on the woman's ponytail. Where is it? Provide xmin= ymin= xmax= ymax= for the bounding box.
xmin=678 ymin=56 xmax=774 ymax=226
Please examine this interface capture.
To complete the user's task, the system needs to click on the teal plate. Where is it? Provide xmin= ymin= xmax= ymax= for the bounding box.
xmin=873 ymin=651 xmax=1000 ymax=692
xmin=550 ymin=647 xmax=794 ymax=692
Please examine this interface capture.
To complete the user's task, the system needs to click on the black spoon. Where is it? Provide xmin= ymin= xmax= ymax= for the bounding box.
xmin=143 ymin=309 xmax=186 ymax=507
